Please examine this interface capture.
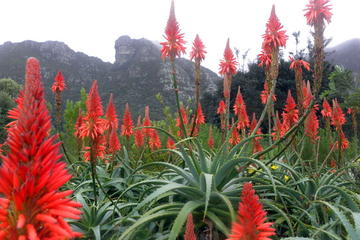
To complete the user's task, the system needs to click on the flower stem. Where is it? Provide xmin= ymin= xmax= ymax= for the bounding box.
xmin=90 ymin=142 xmax=98 ymax=205
xmin=94 ymin=173 xmax=121 ymax=213
xmin=190 ymin=61 xmax=201 ymax=136
xmin=171 ymin=60 xmax=187 ymax=138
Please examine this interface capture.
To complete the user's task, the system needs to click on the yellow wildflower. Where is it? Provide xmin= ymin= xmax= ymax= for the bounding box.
xmin=284 ymin=175 xmax=290 ymax=182
xmin=271 ymin=165 xmax=279 ymax=170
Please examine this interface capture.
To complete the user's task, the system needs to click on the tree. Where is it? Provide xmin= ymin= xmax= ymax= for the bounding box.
xmin=321 ymin=65 xmax=353 ymax=102
xmin=202 ymin=57 xmax=334 ymax=131
xmin=0 ymin=78 xmax=21 ymax=143
xmin=62 ymin=88 xmax=87 ymax=155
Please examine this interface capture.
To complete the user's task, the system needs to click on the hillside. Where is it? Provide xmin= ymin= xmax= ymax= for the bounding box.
xmin=326 ymin=38 xmax=360 ymax=74
xmin=0 ymin=36 xmax=220 ymax=119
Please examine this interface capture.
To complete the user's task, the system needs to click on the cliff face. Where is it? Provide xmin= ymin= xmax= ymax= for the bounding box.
xmin=0 ymin=36 xmax=220 ymax=119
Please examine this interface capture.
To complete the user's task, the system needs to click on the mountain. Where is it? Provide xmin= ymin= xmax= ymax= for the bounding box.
xmin=326 ymin=38 xmax=360 ymax=74
xmin=0 ymin=36 xmax=220 ymax=119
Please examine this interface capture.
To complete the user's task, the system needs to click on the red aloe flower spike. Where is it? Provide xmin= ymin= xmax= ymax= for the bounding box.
xmin=79 ymin=80 xmax=105 ymax=141
xmin=176 ymin=104 xmax=189 ymax=137
xmin=229 ymin=119 xmax=241 ymax=146
xmin=262 ymin=5 xmax=288 ymax=51
xmin=83 ymin=135 xmax=106 ymax=161
xmin=166 ymin=137 xmax=176 ymax=150
xmin=331 ymin=99 xmax=346 ymax=131
xmin=338 ymin=130 xmax=349 ymax=150
xmin=272 ymin=112 xmax=285 ymax=140
xmin=217 ymin=100 xmax=226 ymax=130
xmin=233 ymin=87 xmax=250 ymax=130
xmin=289 ymin=57 xmax=311 ymax=73
xmin=217 ymin=100 xmax=226 ymax=115
xmin=6 ymin=58 xmax=42 ymax=129
xmin=179 ymin=104 xmax=189 ymax=125
xmin=134 ymin=115 xmax=145 ymax=148
xmin=52 ymin=71 xmax=66 ymax=126
xmin=305 ymin=106 xmax=320 ymax=143
xmin=219 ymin=39 xmax=237 ymax=76
xmin=80 ymin=80 xmax=106 ymax=164
xmin=6 ymin=90 xmax=24 ymax=130
xmin=0 ymin=57 xmax=82 ymax=238
xmin=233 ymin=87 xmax=243 ymax=116
xmin=347 ymin=108 xmax=353 ymax=115
xmin=208 ymin=125 xmax=215 ymax=149
xmin=282 ymin=90 xmax=299 ymax=129
xmin=86 ymin=80 xmax=104 ymax=118
xmin=105 ymin=93 xmax=118 ymax=130
xmin=302 ymin=81 xmax=313 ymax=109
xmin=184 ymin=213 xmax=197 ymax=240
xmin=304 ymin=0 xmax=332 ymax=25
xmin=148 ymin=129 xmax=161 ymax=150
xmin=51 ymin=71 xmax=66 ymax=93
xmin=191 ymin=123 xmax=200 ymax=137
xmin=321 ymin=98 xmax=332 ymax=118
xmin=250 ymin=113 xmax=263 ymax=154
xmin=196 ymin=103 xmax=205 ymax=125
xmin=289 ymin=57 xmax=311 ymax=113
xmin=108 ymin=127 xmax=121 ymax=155
xmin=258 ymin=50 xmax=272 ymax=68
xmin=260 ymin=81 xmax=277 ymax=105
xmin=160 ymin=0 xmax=186 ymax=61
xmin=143 ymin=106 xmax=152 ymax=137
xmin=190 ymin=34 xmax=206 ymax=63
xmin=227 ymin=182 xmax=276 ymax=240
xmin=260 ymin=83 xmax=267 ymax=105
xmin=305 ymin=0 xmax=332 ymax=92
xmin=121 ymin=103 xmax=133 ymax=138
xmin=74 ymin=110 xmax=84 ymax=139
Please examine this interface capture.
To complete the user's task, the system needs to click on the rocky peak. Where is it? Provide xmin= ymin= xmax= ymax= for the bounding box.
xmin=114 ymin=35 xmax=160 ymax=66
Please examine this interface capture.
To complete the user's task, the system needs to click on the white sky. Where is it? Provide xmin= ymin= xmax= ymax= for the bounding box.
xmin=0 ymin=0 xmax=359 ymax=72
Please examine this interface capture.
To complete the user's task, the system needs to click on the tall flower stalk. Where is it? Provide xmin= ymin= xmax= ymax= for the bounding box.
xmin=289 ymin=57 xmax=310 ymax=113
xmin=219 ymin=39 xmax=237 ymax=140
xmin=217 ymin=100 xmax=226 ymax=138
xmin=121 ymin=103 xmax=133 ymax=151
xmin=331 ymin=99 xmax=348 ymax=166
xmin=233 ymin=87 xmax=249 ymax=136
xmin=304 ymin=0 xmax=332 ymax=93
xmin=259 ymin=5 xmax=287 ymax=140
xmin=0 ymin=58 xmax=82 ymax=239
xmin=79 ymin=80 xmax=106 ymax=205
xmin=321 ymin=98 xmax=332 ymax=139
xmin=51 ymin=71 xmax=66 ymax=129
xmin=105 ymin=94 xmax=119 ymax=154
xmin=161 ymin=0 xmax=187 ymax=138
xmin=189 ymin=34 xmax=206 ymax=136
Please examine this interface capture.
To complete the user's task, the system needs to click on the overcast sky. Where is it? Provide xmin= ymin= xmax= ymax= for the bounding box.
xmin=1 ymin=0 xmax=359 ymax=72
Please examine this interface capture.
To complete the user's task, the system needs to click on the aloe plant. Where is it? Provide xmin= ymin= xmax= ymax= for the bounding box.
xmin=117 ymin=129 xmax=290 ymax=240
